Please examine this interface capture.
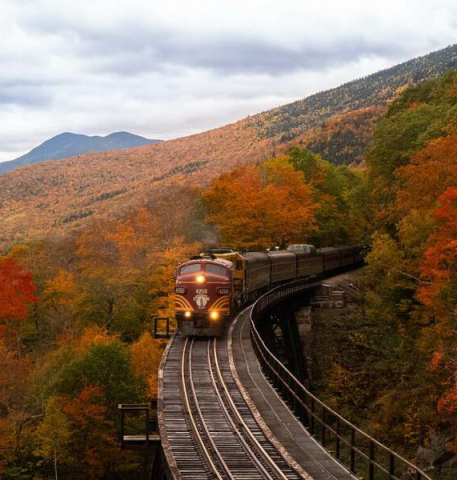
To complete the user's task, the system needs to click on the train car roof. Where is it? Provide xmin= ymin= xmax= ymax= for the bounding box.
xmin=317 ymin=247 xmax=340 ymax=254
xmin=338 ymin=245 xmax=357 ymax=252
xmin=293 ymin=250 xmax=318 ymax=257
xmin=242 ymin=252 xmax=270 ymax=262
xmin=286 ymin=244 xmax=316 ymax=253
xmin=267 ymin=250 xmax=296 ymax=258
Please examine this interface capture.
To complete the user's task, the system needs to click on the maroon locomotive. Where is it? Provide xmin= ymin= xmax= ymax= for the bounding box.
xmin=174 ymin=257 xmax=234 ymax=336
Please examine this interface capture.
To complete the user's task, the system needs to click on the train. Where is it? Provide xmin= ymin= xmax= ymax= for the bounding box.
xmin=174 ymin=244 xmax=364 ymax=336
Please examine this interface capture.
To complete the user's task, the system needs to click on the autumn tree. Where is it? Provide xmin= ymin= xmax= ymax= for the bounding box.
xmin=0 ymin=259 xmax=37 ymax=351
xmin=395 ymin=132 xmax=457 ymax=217
xmin=34 ymin=396 xmax=72 ymax=480
xmin=76 ymin=221 xmax=126 ymax=331
xmin=58 ymin=341 xmax=143 ymax=415
xmin=43 ymin=269 xmax=78 ymax=335
xmin=130 ymin=332 xmax=166 ymax=396
xmin=3 ymin=241 xmax=80 ymax=345
xmin=0 ymin=340 xmax=33 ymax=469
xmin=289 ymin=146 xmax=371 ymax=245
xmin=203 ymin=156 xmax=318 ymax=249
xmin=420 ymin=189 xmax=457 ymax=450
xmin=63 ymin=387 xmax=134 ymax=479
xmin=418 ymin=187 xmax=457 ymax=310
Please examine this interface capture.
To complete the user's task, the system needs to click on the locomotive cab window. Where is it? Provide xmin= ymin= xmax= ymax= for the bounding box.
xmin=205 ymin=264 xmax=227 ymax=276
xmin=180 ymin=264 xmax=201 ymax=274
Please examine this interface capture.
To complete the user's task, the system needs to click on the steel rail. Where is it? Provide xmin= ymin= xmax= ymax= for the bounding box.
xmin=211 ymin=338 xmax=292 ymax=480
xmin=180 ymin=337 xmax=227 ymax=480
xmin=207 ymin=340 xmax=274 ymax=479
xmin=188 ymin=338 xmax=235 ymax=479
xmin=250 ymin=278 xmax=433 ymax=480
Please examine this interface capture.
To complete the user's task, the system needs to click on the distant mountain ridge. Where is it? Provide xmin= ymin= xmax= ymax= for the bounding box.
xmin=0 ymin=132 xmax=162 ymax=174
xmin=1 ymin=44 xmax=457 ymax=247
xmin=250 ymin=44 xmax=457 ymax=144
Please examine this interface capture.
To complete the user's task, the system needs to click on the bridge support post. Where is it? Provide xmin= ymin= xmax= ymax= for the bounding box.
xmin=258 ymin=301 xmax=310 ymax=385
xmin=151 ymin=445 xmax=168 ymax=480
xmin=283 ymin=305 xmax=308 ymax=384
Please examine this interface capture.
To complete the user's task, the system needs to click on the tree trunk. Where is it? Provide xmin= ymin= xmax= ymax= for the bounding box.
xmin=106 ymin=298 xmax=115 ymax=330
xmin=54 ymin=445 xmax=58 ymax=480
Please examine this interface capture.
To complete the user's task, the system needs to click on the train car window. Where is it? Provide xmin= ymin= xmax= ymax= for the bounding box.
xmin=236 ymin=260 xmax=243 ymax=270
xmin=180 ymin=264 xmax=201 ymax=274
xmin=205 ymin=264 xmax=227 ymax=276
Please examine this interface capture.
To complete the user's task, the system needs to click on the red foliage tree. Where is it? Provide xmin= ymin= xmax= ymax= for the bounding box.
xmin=64 ymin=387 xmax=132 ymax=479
xmin=0 ymin=259 xmax=37 ymax=323
xmin=418 ymin=187 xmax=457 ymax=307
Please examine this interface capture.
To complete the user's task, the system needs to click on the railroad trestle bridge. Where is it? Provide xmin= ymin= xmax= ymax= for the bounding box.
xmin=153 ymin=274 xmax=431 ymax=480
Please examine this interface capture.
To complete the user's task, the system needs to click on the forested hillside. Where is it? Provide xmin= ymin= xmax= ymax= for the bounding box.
xmin=311 ymin=71 xmax=457 ymax=474
xmin=293 ymin=106 xmax=386 ymax=165
xmin=1 ymin=70 xmax=457 ymax=477
xmin=1 ymin=45 xmax=457 ymax=249
xmin=251 ymin=44 xmax=457 ymax=142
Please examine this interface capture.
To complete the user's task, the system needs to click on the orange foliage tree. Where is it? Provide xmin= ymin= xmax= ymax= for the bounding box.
xmin=396 ymin=133 xmax=457 ymax=216
xmin=202 ymin=156 xmax=318 ymax=249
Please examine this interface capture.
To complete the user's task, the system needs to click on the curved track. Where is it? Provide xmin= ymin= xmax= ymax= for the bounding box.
xmin=165 ymin=333 xmax=304 ymax=479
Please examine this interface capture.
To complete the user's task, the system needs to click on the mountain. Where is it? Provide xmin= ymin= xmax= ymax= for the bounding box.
xmin=252 ymin=45 xmax=457 ymax=143
xmin=0 ymin=132 xmax=162 ymax=175
xmin=1 ymin=44 xmax=457 ymax=248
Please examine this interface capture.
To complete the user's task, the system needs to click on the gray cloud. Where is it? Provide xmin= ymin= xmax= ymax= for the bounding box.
xmin=1 ymin=0 xmax=457 ymax=161
xmin=22 ymin=20 xmax=418 ymax=76
xmin=0 ymin=85 xmax=53 ymax=108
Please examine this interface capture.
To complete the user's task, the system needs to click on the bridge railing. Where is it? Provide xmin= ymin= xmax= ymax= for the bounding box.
xmin=250 ymin=278 xmax=432 ymax=480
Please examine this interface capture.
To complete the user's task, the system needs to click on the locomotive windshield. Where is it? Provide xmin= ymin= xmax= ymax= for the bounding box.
xmin=180 ymin=264 xmax=201 ymax=274
xmin=205 ymin=264 xmax=227 ymax=276
xmin=179 ymin=262 xmax=228 ymax=276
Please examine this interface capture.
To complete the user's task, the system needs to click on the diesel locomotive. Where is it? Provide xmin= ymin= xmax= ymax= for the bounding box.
xmin=174 ymin=245 xmax=363 ymax=336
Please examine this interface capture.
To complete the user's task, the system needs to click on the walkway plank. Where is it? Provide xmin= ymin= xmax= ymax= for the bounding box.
xmin=229 ymin=307 xmax=357 ymax=480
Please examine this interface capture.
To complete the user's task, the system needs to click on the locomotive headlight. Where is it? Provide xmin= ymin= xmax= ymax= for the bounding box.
xmin=196 ymin=274 xmax=206 ymax=284
xmin=184 ymin=311 xmax=192 ymax=318
xmin=210 ymin=311 xmax=219 ymax=320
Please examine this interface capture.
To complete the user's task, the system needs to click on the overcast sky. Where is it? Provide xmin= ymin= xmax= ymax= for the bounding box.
xmin=1 ymin=0 xmax=456 ymax=162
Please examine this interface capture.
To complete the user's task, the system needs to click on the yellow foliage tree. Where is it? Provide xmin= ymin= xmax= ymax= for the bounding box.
xmin=130 ymin=332 xmax=166 ymax=396
xmin=34 ymin=396 xmax=72 ymax=480
xmin=75 ymin=326 xmax=118 ymax=355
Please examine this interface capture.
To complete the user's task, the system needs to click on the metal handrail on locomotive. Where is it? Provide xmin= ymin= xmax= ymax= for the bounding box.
xmin=174 ymin=245 xmax=363 ymax=336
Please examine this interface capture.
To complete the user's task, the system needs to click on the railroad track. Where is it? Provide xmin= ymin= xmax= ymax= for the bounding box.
xmin=171 ymin=334 xmax=303 ymax=479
